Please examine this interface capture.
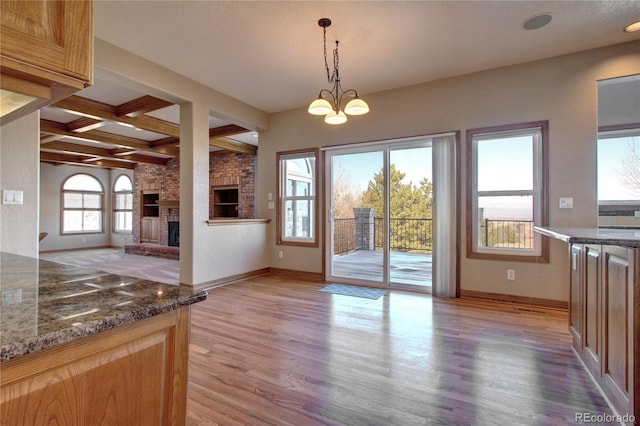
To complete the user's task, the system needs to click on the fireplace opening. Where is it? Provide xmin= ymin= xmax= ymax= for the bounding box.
xmin=168 ymin=221 xmax=179 ymax=247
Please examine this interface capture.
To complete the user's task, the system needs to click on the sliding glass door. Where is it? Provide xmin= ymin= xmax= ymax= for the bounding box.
xmin=325 ymin=138 xmax=433 ymax=291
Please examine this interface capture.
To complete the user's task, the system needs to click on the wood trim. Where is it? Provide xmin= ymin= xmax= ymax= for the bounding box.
xmin=206 ymin=218 xmax=270 ymax=226
xmin=465 ymin=121 xmax=550 ymax=263
xmin=268 ymin=267 xmax=323 ymax=283
xmin=459 ymin=289 xmax=568 ymax=310
xmin=598 ymin=123 xmax=640 ymax=133
xmin=53 ymin=96 xmax=180 ymax=137
xmin=157 ymin=200 xmax=180 ymax=209
xmin=116 ymin=95 xmax=172 ymax=117
xmin=0 ymin=73 xmax=50 ymax=99
xmin=183 ymin=268 xmax=271 ymax=291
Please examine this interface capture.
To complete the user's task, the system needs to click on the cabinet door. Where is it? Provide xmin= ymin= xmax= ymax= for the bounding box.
xmin=1 ymin=0 xmax=93 ymax=82
xmin=601 ymin=245 xmax=634 ymax=416
xmin=1 ymin=309 xmax=191 ymax=426
xmin=583 ymin=244 xmax=602 ymax=376
xmin=569 ymin=244 xmax=584 ymax=348
xmin=150 ymin=217 xmax=159 ymax=241
xmin=141 ymin=217 xmax=159 ymax=243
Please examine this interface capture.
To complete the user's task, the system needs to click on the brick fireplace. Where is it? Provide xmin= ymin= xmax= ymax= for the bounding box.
xmin=125 ymin=151 xmax=256 ymax=259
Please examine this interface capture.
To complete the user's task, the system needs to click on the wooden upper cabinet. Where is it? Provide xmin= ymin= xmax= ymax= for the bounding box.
xmin=0 ymin=0 xmax=93 ymax=124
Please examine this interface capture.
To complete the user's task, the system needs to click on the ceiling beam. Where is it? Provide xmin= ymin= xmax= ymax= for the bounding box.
xmin=208 ymin=124 xmax=249 ymax=138
xmin=116 ymin=95 xmax=173 ymax=117
xmin=66 ymin=117 xmax=106 ymax=133
xmin=53 ymin=95 xmax=180 ymax=137
xmin=40 ymin=141 xmax=117 ymax=157
xmin=209 ymin=137 xmax=257 ymax=155
xmin=40 ymin=151 xmax=136 ymax=170
xmin=115 ymin=153 xmax=170 ymax=165
xmin=39 ymin=141 xmax=171 ymax=165
xmin=41 ymin=118 xmax=167 ymax=153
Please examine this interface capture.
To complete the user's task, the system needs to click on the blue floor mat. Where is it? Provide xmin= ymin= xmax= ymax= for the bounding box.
xmin=320 ymin=283 xmax=388 ymax=300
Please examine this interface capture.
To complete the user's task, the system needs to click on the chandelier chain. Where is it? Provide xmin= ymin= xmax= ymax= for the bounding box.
xmin=323 ymin=26 xmax=338 ymax=85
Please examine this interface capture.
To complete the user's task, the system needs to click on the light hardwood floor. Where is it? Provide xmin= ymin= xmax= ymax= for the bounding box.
xmin=186 ymin=275 xmax=612 ymax=425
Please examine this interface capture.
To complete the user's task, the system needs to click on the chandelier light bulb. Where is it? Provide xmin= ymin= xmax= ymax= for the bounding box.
xmin=324 ymin=110 xmax=347 ymax=125
xmin=308 ymin=97 xmax=333 ymax=115
xmin=344 ymin=97 xmax=370 ymax=116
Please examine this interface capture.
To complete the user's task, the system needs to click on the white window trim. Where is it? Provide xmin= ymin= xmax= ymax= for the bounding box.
xmin=61 ymin=173 xmax=105 ymax=235
xmin=277 ymin=149 xmax=319 ymax=247
xmin=113 ymin=174 xmax=133 ymax=234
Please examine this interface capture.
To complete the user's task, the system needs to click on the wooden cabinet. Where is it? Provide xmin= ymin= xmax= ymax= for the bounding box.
xmin=0 ymin=0 xmax=93 ymax=124
xmin=212 ymin=186 xmax=239 ymax=218
xmin=1 ymin=307 xmax=191 ymax=425
xmin=569 ymin=244 xmax=583 ymax=347
xmin=141 ymin=217 xmax=159 ymax=243
xmin=570 ymin=243 xmax=639 ymax=423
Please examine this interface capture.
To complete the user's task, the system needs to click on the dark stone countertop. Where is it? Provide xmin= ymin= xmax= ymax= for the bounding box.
xmin=0 ymin=252 xmax=207 ymax=362
xmin=534 ymin=226 xmax=640 ymax=249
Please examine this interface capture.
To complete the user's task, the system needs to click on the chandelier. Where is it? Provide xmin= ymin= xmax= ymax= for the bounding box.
xmin=308 ymin=18 xmax=369 ymax=125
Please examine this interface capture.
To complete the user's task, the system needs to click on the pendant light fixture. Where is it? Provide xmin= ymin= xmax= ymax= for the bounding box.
xmin=308 ymin=18 xmax=369 ymax=125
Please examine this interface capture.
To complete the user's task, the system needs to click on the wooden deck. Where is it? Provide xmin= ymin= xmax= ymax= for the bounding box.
xmin=331 ymin=250 xmax=432 ymax=287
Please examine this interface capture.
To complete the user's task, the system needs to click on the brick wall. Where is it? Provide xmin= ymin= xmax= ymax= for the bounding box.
xmin=209 ymin=151 xmax=256 ymax=219
xmin=132 ymin=152 xmax=256 ymax=245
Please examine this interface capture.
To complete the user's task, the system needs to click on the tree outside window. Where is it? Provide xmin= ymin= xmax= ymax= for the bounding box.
xmin=61 ymin=173 xmax=104 ymax=234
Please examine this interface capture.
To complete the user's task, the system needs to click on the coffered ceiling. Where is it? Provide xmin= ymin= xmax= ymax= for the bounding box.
xmin=39 ymin=1 xmax=640 ymax=170
xmin=39 ymin=77 xmax=258 ymax=170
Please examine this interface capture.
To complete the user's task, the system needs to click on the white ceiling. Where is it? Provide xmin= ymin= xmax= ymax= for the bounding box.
xmin=94 ymin=0 xmax=640 ymax=115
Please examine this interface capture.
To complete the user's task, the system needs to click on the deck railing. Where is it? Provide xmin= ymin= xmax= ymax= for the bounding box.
xmin=480 ymin=219 xmax=534 ymax=249
xmin=333 ymin=217 xmax=534 ymax=254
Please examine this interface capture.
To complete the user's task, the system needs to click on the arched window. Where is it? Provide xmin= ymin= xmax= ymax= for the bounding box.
xmin=113 ymin=175 xmax=133 ymax=233
xmin=61 ymin=173 xmax=104 ymax=234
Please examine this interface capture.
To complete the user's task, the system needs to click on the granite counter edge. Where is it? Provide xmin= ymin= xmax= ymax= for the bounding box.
xmin=534 ymin=226 xmax=640 ymax=249
xmin=0 ymin=291 xmax=207 ymax=363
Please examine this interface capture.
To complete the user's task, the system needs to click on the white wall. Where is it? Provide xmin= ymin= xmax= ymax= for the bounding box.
xmin=257 ymin=40 xmax=640 ymax=303
xmin=598 ymin=75 xmax=640 ymax=127
xmin=0 ymin=112 xmax=40 ymax=257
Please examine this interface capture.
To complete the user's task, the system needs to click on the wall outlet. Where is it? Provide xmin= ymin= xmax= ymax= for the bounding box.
xmin=559 ymin=197 xmax=573 ymax=209
xmin=507 ymin=269 xmax=516 ymax=280
xmin=278 ymin=250 xmax=283 ymax=259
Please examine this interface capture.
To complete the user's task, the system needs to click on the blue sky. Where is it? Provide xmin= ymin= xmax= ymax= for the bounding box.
xmin=598 ymin=135 xmax=640 ymax=201
xmin=332 ymin=147 xmax=432 ymax=194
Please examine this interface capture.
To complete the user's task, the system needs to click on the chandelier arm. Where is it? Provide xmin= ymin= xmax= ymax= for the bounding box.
xmin=337 ymin=87 xmax=358 ymax=109
xmin=318 ymin=88 xmax=339 ymax=111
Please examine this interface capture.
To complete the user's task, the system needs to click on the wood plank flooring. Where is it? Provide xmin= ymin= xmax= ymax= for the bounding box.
xmin=186 ymin=275 xmax=612 ymax=425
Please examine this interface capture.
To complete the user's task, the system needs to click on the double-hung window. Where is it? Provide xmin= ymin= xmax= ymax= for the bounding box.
xmin=467 ymin=121 xmax=548 ymax=262
xmin=277 ymin=149 xmax=318 ymax=247
xmin=113 ymin=175 xmax=133 ymax=233
xmin=61 ymin=173 xmax=104 ymax=234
